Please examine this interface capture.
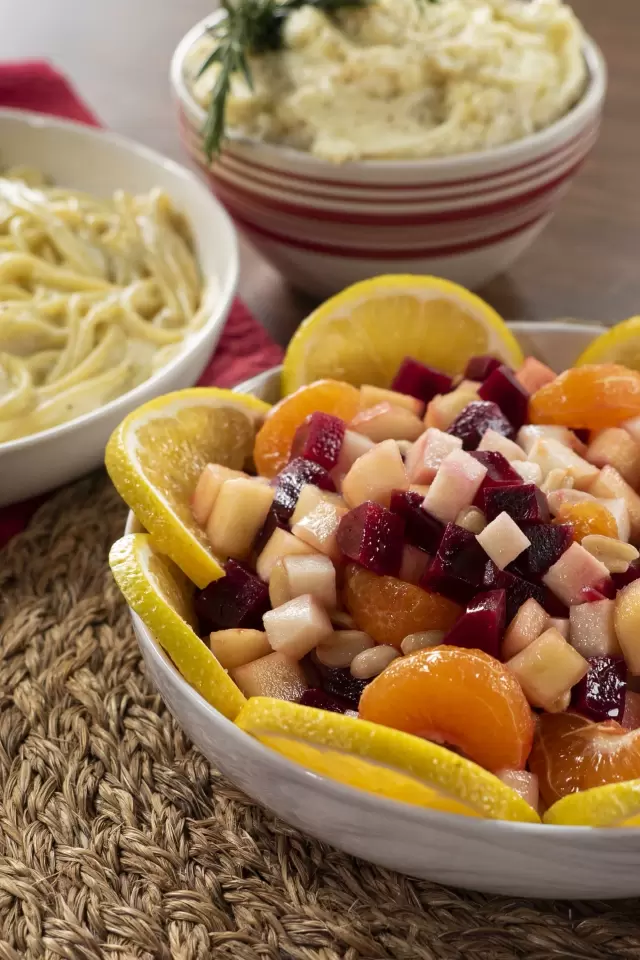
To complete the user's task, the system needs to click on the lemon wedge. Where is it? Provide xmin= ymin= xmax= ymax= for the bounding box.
xmin=544 ymin=780 xmax=640 ymax=827
xmin=282 ymin=275 xmax=524 ymax=394
xmin=109 ymin=533 xmax=246 ymax=720
xmin=576 ymin=317 xmax=640 ymax=370
xmin=105 ymin=388 xmax=270 ymax=587
xmin=235 ymin=698 xmax=540 ymax=822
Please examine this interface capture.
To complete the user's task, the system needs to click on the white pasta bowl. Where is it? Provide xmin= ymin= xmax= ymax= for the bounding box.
xmin=171 ymin=16 xmax=606 ymax=298
xmin=124 ymin=322 xmax=640 ymax=900
xmin=0 ymin=109 xmax=239 ymax=507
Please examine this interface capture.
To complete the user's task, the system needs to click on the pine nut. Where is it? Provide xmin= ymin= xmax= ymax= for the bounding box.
xmin=350 ymin=645 xmax=399 ymax=679
xmin=331 ymin=610 xmax=356 ymax=629
xmin=541 ymin=468 xmax=575 ymax=495
xmin=581 ymin=535 xmax=639 ymax=574
xmin=456 ymin=507 xmax=486 ymax=534
xmin=400 ymin=630 xmax=446 ymax=655
xmin=315 ymin=631 xmax=374 ymax=668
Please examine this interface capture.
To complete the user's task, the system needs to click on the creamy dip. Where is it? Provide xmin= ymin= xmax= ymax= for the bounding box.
xmin=187 ymin=0 xmax=588 ymax=164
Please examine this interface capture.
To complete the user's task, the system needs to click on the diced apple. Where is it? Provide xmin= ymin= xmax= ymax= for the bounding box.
xmin=477 ymin=429 xmax=527 ymax=461
xmin=231 ymin=651 xmax=308 ymax=701
xmin=422 ymin=449 xmax=487 ymax=524
xmin=515 ymin=356 xmax=557 ymax=393
xmin=517 ymin=425 xmax=586 ymax=456
xmin=257 ymin=528 xmax=317 ymax=581
xmin=590 ymin=465 xmax=640 ymax=541
xmin=191 ymin=463 xmax=246 ymax=526
xmin=569 ymin=599 xmax=621 ymax=657
xmin=269 ymin=560 xmax=292 ymax=608
xmin=548 ymin=617 xmax=570 ymax=640
xmin=399 ymin=544 xmax=431 ymax=585
xmin=350 ymin=402 xmax=424 ymax=443
xmin=331 ymin=429 xmax=375 ymax=486
xmin=206 ymin=478 xmax=274 ymax=560
xmin=409 ymin=484 xmax=431 ymax=497
xmin=542 ymin=542 xmax=610 ymax=606
xmin=263 ymin=594 xmax=334 ymax=660
xmin=291 ymin=497 xmax=349 ymax=562
xmin=476 ymin=511 xmax=531 ymax=570
xmin=586 ymin=428 xmax=640 ymax=487
xmin=342 ymin=439 xmax=408 ymax=509
xmin=507 ymin=627 xmax=589 ymax=711
xmin=502 ymin=598 xmax=549 ymax=660
xmin=547 ymin=488 xmax=597 ymax=516
xmin=360 ymin=384 xmax=424 ymax=416
xmin=455 ymin=506 xmax=486 ymax=534
xmin=209 ymin=629 xmax=272 ymax=669
xmin=290 ymin=484 xmax=346 ymax=525
xmin=424 ymin=381 xmax=480 ymax=430
xmin=496 ymin=769 xmax=540 ymax=810
xmin=283 ymin=554 xmax=337 ymax=610
xmin=598 ymin=498 xmax=630 ymax=542
xmin=405 ymin=427 xmax=462 ymax=485
xmin=527 ymin=437 xmax=598 ymax=490
xmin=623 ymin=414 xmax=640 ymax=445
xmin=512 ymin=461 xmax=543 ymax=485
xmin=615 ymin=580 xmax=640 ymax=673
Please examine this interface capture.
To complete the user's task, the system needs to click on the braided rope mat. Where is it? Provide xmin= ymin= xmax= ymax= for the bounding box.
xmin=2 ymin=475 xmax=640 ymax=960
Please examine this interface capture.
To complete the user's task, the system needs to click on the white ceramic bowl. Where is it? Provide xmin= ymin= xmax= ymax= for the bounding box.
xmin=171 ymin=17 xmax=606 ymax=298
xmin=0 ymin=109 xmax=239 ymax=507
xmin=124 ymin=321 xmax=640 ymax=900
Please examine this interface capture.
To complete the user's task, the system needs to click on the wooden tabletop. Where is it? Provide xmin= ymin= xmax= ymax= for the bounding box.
xmin=1 ymin=0 xmax=638 ymax=345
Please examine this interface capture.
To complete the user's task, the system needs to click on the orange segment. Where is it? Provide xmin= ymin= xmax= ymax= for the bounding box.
xmin=254 ymin=379 xmax=360 ymax=478
xmin=529 ymin=712 xmax=640 ymax=807
xmin=343 ymin=564 xmax=461 ymax=648
xmin=359 ymin=646 xmax=535 ymax=772
xmin=553 ymin=500 xmax=618 ymax=542
xmin=529 ymin=364 xmax=640 ymax=430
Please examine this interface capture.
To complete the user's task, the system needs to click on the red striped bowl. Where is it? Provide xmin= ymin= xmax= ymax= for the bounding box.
xmin=172 ymin=15 xmax=606 ymax=298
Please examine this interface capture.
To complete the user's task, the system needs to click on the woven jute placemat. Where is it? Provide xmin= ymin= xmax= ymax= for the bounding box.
xmin=2 ymin=475 xmax=640 ymax=960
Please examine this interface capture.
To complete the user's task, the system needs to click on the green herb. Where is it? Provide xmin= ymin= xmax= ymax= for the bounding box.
xmin=200 ymin=0 xmax=436 ymax=159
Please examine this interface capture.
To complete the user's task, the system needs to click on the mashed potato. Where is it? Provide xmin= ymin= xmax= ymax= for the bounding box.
xmin=187 ymin=0 xmax=587 ymax=163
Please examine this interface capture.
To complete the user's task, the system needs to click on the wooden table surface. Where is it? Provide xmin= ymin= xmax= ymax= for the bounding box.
xmin=1 ymin=0 xmax=638 ymax=345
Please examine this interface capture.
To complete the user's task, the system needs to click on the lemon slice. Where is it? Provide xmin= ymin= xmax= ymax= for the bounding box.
xmin=105 ymin=388 xmax=270 ymax=587
xmin=109 ymin=533 xmax=246 ymax=719
xmin=236 ymin=698 xmax=540 ymax=822
xmin=282 ymin=275 xmax=524 ymax=394
xmin=544 ymin=780 xmax=640 ymax=827
xmin=576 ymin=316 xmax=640 ymax=371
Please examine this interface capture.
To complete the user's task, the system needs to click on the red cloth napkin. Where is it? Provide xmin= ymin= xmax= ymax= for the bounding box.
xmin=0 ymin=61 xmax=284 ymax=549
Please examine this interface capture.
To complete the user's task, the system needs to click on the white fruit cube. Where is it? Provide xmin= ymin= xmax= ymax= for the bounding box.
xmin=191 ymin=463 xmax=246 ymax=526
xmin=615 ymin=581 xmax=640 ymax=673
xmin=422 ymin=449 xmax=487 ymax=524
xmin=548 ymin=617 xmax=570 ymax=640
xmin=342 ymin=438 xmax=408 ymax=509
xmin=496 ymin=770 xmax=539 ymax=810
xmin=350 ymin=402 xmax=424 ymax=443
xmin=206 ymin=478 xmax=274 ymax=560
xmin=331 ymin=429 xmax=375 ymax=485
xmin=209 ymin=629 xmax=272 ymax=669
xmin=547 ymin=488 xmax=597 ymax=517
xmin=263 ymin=594 xmax=334 ymax=660
xmin=623 ymin=414 xmax=640 ymax=445
xmin=507 ymin=627 xmax=589 ymax=711
xmin=477 ymin=429 xmax=527 ymax=461
xmin=257 ymin=528 xmax=317 ymax=581
xmin=598 ymin=498 xmax=630 ymax=542
xmin=512 ymin=461 xmax=543 ymax=485
xmin=527 ymin=437 xmax=599 ymax=490
xmin=405 ymin=427 xmax=462 ymax=485
xmin=590 ymin=466 xmax=640 ymax=541
xmin=424 ymin=382 xmax=480 ymax=430
xmin=542 ymin=542 xmax=610 ymax=606
xmin=476 ymin=511 xmax=531 ymax=570
xmin=517 ymin=425 xmax=586 ymax=456
xmin=283 ymin=554 xmax=337 ymax=610
xmin=269 ymin=560 xmax=292 ymax=608
xmin=502 ymin=598 xmax=549 ymax=660
xmin=398 ymin=544 xmax=431 ymax=585
xmin=291 ymin=498 xmax=348 ymax=562
xmin=455 ymin=506 xmax=486 ymax=533
xmin=360 ymin=384 xmax=424 ymax=416
xmin=569 ymin=599 xmax=621 ymax=657
xmin=231 ymin=652 xmax=308 ymax=701
xmin=587 ymin=428 xmax=640 ymax=487
xmin=290 ymin=484 xmax=346 ymax=525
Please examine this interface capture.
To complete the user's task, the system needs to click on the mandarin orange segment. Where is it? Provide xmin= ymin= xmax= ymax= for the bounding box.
xmin=359 ymin=646 xmax=534 ymax=772
xmin=254 ymin=380 xmax=361 ymax=478
xmin=529 ymin=364 xmax=640 ymax=430
xmin=529 ymin=712 xmax=640 ymax=806
xmin=553 ymin=500 xmax=618 ymax=542
xmin=343 ymin=564 xmax=461 ymax=648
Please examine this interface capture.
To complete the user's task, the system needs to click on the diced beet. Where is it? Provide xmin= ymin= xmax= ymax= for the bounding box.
xmin=572 ymin=656 xmax=627 ymax=722
xmin=321 ymin=667 xmax=370 ymax=709
xmin=478 ymin=365 xmax=530 ymax=431
xmin=580 ymin=578 xmax=616 ymax=602
xmin=195 ymin=560 xmax=270 ymax=633
xmin=389 ymin=489 xmax=445 ymax=554
xmin=391 ymin=357 xmax=453 ymax=403
xmin=291 ymin=412 xmax=346 ymax=471
xmin=442 ymin=589 xmax=505 ymax=659
xmin=573 ymin=429 xmax=590 ymax=444
xmin=612 ymin=560 xmax=640 ymax=591
xmin=464 ymin=355 xmax=503 ymax=382
xmin=299 ymin=688 xmax=352 ymax=714
xmin=470 ymin=450 xmax=523 ymax=507
xmin=421 ymin=523 xmax=487 ymax=604
xmin=337 ymin=501 xmax=405 ymax=576
xmin=481 ymin=561 xmax=563 ymax=623
xmin=272 ymin=457 xmax=336 ymax=522
xmin=447 ymin=400 xmax=515 ymax=451
xmin=509 ymin=523 xmax=573 ymax=578
xmin=483 ymin=484 xmax=550 ymax=525
xmin=253 ymin=505 xmax=287 ymax=556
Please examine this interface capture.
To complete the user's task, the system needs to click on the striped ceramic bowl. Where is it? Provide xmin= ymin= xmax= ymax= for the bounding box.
xmin=171 ymin=15 xmax=607 ymax=299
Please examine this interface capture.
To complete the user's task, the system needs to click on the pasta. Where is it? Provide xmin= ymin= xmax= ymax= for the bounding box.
xmin=0 ymin=168 xmax=204 ymax=443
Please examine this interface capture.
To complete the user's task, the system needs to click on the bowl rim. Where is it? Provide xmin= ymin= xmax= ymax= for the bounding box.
xmin=0 ymin=107 xmax=240 ymax=455
xmin=124 ymin=319 xmax=640 ymax=838
xmin=171 ymin=11 xmax=607 ymax=174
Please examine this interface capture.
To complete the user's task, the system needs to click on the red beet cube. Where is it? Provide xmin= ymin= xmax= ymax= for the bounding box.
xmin=337 ymin=501 xmax=405 ymax=576
xmin=464 ymin=355 xmax=503 ymax=382
xmin=391 ymin=356 xmax=453 ymax=403
xmin=483 ymin=484 xmax=550 ymax=525
xmin=481 ymin=562 xmax=564 ymax=623
xmin=195 ymin=560 xmax=270 ymax=633
xmin=389 ymin=489 xmax=445 ymax=554
xmin=443 ymin=589 xmax=506 ymax=659
xmin=572 ymin=656 xmax=627 ymax=722
xmin=612 ymin=560 xmax=640 ymax=590
xmin=447 ymin=400 xmax=515 ymax=450
xmin=291 ymin=412 xmax=346 ymax=471
xmin=421 ymin=523 xmax=488 ymax=604
xmin=470 ymin=450 xmax=523 ymax=507
xmin=478 ymin=365 xmax=530 ymax=431
xmin=273 ymin=457 xmax=336 ymax=522
xmin=320 ymin=667 xmax=370 ymax=709
xmin=509 ymin=523 xmax=573 ymax=578
xmin=299 ymin=688 xmax=352 ymax=714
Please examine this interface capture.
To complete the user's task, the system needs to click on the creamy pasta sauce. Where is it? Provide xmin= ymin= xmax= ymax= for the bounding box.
xmin=188 ymin=0 xmax=588 ymax=163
